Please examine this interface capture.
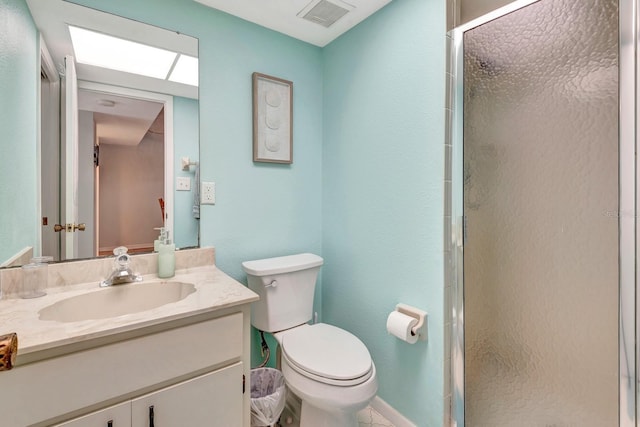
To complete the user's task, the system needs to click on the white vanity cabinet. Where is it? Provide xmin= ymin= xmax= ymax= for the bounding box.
xmin=55 ymin=363 xmax=243 ymax=427
xmin=54 ymin=402 xmax=131 ymax=427
xmin=4 ymin=307 xmax=253 ymax=427
xmin=0 ymin=251 xmax=259 ymax=427
xmin=131 ymin=363 xmax=243 ymax=427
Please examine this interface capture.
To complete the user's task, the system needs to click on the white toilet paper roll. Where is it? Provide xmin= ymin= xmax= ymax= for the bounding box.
xmin=386 ymin=311 xmax=419 ymax=344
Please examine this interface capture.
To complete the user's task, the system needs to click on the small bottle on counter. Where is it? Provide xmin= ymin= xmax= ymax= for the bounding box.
xmin=158 ymin=231 xmax=176 ymax=278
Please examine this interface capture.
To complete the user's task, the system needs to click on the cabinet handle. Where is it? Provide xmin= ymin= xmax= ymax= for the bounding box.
xmin=149 ymin=405 xmax=155 ymax=427
xmin=107 ymin=421 xmax=113 ymax=427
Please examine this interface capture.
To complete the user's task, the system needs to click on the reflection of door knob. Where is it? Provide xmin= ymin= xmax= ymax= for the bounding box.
xmin=54 ymin=223 xmax=85 ymax=232
xmin=53 ymin=224 xmax=67 ymax=232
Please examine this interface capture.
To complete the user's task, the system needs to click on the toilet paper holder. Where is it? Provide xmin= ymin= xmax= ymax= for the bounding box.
xmin=395 ymin=303 xmax=428 ymax=341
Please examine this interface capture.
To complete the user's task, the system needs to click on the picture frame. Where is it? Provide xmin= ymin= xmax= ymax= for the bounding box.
xmin=252 ymin=72 xmax=293 ymax=164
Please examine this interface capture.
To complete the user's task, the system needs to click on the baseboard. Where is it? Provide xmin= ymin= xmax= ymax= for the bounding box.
xmin=370 ymin=396 xmax=417 ymax=427
xmin=98 ymin=243 xmax=153 ymax=255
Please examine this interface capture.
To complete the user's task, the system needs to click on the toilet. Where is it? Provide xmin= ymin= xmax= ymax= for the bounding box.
xmin=242 ymin=253 xmax=378 ymax=427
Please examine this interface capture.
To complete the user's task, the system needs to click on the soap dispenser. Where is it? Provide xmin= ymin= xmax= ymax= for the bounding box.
xmin=153 ymin=227 xmax=166 ymax=252
xmin=158 ymin=231 xmax=176 ymax=278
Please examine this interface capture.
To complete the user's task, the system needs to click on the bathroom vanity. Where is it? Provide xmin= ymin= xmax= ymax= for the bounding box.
xmin=0 ymin=248 xmax=258 ymax=427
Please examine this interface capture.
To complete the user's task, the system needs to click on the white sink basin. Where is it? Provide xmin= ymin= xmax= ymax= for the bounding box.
xmin=39 ymin=281 xmax=196 ymax=323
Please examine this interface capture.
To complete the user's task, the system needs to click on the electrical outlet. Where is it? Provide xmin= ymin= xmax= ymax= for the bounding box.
xmin=176 ymin=176 xmax=191 ymax=191
xmin=202 ymin=182 xmax=215 ymax=205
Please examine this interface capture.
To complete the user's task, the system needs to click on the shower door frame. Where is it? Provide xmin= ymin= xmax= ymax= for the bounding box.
xmin=446 ymin=0 xmax=637 ymax=425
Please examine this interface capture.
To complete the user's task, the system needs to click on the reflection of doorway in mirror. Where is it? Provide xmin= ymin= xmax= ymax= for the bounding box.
xmin=98 ymin=111 xmax=164 ymax=255
xmin=77 ymin=89 xmax=167 ymax=256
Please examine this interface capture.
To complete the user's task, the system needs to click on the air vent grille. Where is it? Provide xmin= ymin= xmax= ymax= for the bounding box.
xmin=302 ymin=0 xmax=350 ymax=28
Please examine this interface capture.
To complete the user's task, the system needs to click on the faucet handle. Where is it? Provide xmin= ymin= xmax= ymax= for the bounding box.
xmin=113 ymin=246 xmax=128 ymax=256
xmin=113 ymin=246 xmax=131 ymax=269
xmin=100 ymin=246 xmax=142 ymax=287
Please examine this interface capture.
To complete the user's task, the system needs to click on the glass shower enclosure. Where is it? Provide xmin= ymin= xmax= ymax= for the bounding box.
xmin=447 ymin=0 xmax=636 ymax=425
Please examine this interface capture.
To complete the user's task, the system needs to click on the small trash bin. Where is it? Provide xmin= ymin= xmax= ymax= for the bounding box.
xmin=250 ymin=367 xmax=287 ymax=427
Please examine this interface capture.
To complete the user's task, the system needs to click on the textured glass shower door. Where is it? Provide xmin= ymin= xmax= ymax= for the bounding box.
xmin=461 ymin=0 xmax=619 ymax=425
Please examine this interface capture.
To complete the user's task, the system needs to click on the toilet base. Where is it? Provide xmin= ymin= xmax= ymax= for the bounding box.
xmin=278 ymin=393 xmax=359 ymax=427
xmin=300 ymin=400 xmax=358 ymax=427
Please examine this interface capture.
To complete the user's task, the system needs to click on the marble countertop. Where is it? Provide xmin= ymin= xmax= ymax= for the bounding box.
xmin=0 ymin=265 xmax=258 ymax=363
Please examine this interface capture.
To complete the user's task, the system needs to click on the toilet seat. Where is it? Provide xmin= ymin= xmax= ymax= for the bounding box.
xmin=281 ymin=323 xmax=373 ymax=387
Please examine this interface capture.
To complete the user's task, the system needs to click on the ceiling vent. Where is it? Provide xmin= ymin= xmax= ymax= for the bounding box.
xmin=299 ymin=0 xmax=353 ymax=28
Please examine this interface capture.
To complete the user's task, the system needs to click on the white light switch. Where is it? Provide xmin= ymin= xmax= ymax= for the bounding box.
xmin=176 ymin=176 xmax=191 ymax=191
xmin=202 ymin=182 xmax=215 ymax=205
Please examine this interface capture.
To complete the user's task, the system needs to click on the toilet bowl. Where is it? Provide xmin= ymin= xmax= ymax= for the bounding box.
xmin=274 ymin=323 xmax=378 ymax=427
xmin=242 ymin=253 xmax=378 ymax=427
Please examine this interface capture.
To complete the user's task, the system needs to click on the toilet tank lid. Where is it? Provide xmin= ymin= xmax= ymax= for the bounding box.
xmin=242 ymin=253 xmax=323 ymax=276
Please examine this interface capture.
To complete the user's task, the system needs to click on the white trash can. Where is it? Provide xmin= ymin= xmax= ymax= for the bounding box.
xmin=250 ymin=368 xmax=286 ymax=427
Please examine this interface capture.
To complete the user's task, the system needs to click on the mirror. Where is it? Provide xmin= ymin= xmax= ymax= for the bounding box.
xmin=0 ymin=0 xmax=199 ymax=267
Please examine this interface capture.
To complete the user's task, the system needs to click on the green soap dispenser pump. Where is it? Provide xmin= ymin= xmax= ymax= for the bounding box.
xmin=158 ymin=231 xmax=175 ymax=278
xmin=153 ymin=227 xmax=166 ymax=252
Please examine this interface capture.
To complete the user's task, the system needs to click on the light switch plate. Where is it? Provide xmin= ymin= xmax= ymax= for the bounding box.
xmin=202 ymin=182 xmax=215 ymax=205
xmin=176 ymin=176 xmax=191 ymax=191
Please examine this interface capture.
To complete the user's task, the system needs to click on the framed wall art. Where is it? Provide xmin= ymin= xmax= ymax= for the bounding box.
xmin=252 ymin=72 xmax=293 ymax=164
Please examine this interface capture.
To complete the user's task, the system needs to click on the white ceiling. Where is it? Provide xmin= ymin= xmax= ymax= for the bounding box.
xmin=78 ymin=90 xmax=164 ymax=146
xmin=194 ymin=0 xmax=392 ymax=47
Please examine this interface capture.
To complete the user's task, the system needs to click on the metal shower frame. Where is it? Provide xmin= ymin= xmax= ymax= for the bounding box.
xmin=446 ymin=0 xmax=638 ymax=425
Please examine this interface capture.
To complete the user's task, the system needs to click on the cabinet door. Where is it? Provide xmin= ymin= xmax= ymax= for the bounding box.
xmin=131 ymin=362 xmax=243 ymax=427
xmin=53 ymin=401 xmax=131 ymax=427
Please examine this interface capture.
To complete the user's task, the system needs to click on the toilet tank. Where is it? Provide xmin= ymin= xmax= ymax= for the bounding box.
xmin=242 ymin=253 xmax=323 ymax=333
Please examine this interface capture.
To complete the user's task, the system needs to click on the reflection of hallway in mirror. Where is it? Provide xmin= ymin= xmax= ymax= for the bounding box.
xmin=96 ymin=110 xmax=165 ymax=255
xmin=77 ymin=89 xmax=165 ymax=257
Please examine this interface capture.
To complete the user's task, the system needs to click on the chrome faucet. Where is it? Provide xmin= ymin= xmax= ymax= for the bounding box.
xmin=100 ymin=246 xmax=143 ymax=287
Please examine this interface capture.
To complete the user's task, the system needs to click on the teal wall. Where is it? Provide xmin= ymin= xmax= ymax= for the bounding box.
xmin=322 ymin=0 xmax=445 ymax=425
xmin=0 ymin=0 xmax=38 ymax=264
xmin=173 ymin=96 xmax=199 ymax=249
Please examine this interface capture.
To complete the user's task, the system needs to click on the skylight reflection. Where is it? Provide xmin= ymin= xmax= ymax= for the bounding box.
xmin=169 ymin=55 xmax=199 ymax=86
xmin=69 ymin=26 xmax=177 ymax=81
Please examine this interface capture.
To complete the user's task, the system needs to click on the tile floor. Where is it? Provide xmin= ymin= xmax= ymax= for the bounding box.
xmin=276 ymin=405 xmax=395 ymax=427
xmin=357 ymin=406 xmax=395 ymax=427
